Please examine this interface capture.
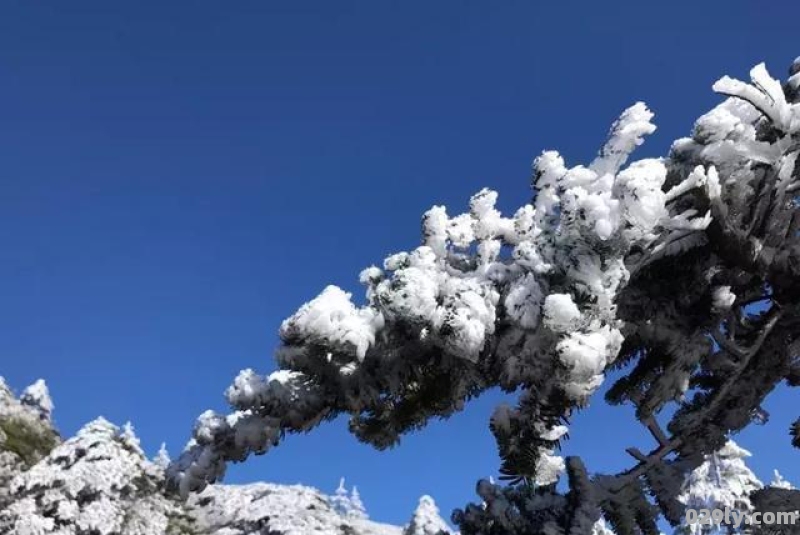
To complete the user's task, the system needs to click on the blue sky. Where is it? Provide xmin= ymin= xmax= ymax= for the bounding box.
xmin=1 ymin=1 xmax=798 ymax=527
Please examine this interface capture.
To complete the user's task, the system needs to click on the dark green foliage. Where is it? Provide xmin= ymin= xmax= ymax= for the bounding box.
xmin=450 ymin=57 xmax=800 ymax=535
xmin=166 ymin=511 xmax=204 ymax=535
xmin=453 ymin=458 xmax=603 ymax=535
xmin=170 ymin=57 xmax=800 ymax=535
xmin=0 ymin=417 xmax=58 ymax=466
xmin=643 ymin=458 xmax=698 ymax=526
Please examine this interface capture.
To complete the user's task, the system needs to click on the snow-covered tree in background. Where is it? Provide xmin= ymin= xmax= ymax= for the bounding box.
xmin=403 ymin=495 xmax=451 ymax=535
xmin=675 ymin=440 xmax=762 ymax=534
xmin=0 ymin=377 xmax=60 ymax=512
xmin=0 ymin=417 xmax=181 ymax=534
xmin=121 ymin=421 xmax=145 ymax=455
xmin=169 ymin=57 xmax=800 ymax=534
xmin=153 ymin=442 xmax=171 ymax=470
xmin=1 ymin=379 xmax=416 ymax=535
xmin=328 ymin=478 xmax=352 ymax=517
xmin=19 ymin=379 xmax=53 ymax=421
xmin=770 ymin=470 xmax=794 ymax=490
xmin=330 ymin=477 xmax=351 ymax=517
xmin=350 ymin=486 xmax=369 ymax=520
xmin=329 ymin=477 xmax=369 ymax=520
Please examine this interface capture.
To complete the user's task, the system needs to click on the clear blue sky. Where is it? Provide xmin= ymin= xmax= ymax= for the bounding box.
xmin=1 ymin=1 xmax=798 ymax=527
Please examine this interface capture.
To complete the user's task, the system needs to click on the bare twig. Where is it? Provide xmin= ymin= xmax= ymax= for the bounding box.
xmin=643 ymin=415 xmax=670 ymax=448
xmin=626 ymin=447 xmax=649 ymax=463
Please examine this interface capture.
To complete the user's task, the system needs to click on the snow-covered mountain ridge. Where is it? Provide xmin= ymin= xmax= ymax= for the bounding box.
xmin=0 ymin=378 xmax=450 ymax=535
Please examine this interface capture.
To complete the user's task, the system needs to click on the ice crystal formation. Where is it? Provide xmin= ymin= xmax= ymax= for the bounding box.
xmin=167 ymin=57 xmax=800 ymax=534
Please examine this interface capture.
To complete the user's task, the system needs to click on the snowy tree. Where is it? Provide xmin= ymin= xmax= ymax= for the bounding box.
xmin=403 ymin=495 xmax=451 ymax=535
xmin=0 ymin=377 xmax=59 ymax=511
xmin=350 ymin=486 xmax=369 ymax=520
xmin=19 ymin=379 xmax=54 ymax=421
xmin=121 ymin=421 xmax=145 ymax=455
xmin=330 ymin=477 xmax=352 ymax=517
xmin=0 ymin=417 xmax=187 ymax=535
xmin=169 ymin=57 xmax=800 ymax=534
xmin=153 ymin=442 xmax=171 ymax=470
xmin=675 ymin=440 xmax=762 ymax=534
xmin=770 ymin=470 xmax=794 ymax=490
xmin=329 ymin=478 xmax=369 ymax=520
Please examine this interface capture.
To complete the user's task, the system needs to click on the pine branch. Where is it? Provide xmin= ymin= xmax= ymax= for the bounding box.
xmin=643 ymin=415 xmax=670 ymax=448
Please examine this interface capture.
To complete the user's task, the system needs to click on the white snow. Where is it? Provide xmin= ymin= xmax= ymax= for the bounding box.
xmin=0 ymin=417 xmax=176 ymax=535
xmin=403 ymin=495 xmax=452 ymax=535
xmin=170 ymin=59 xmax=799 ymax=508
xmin=171 ymin=94 xmax=720 ymax=495
xmin=711 ymin=286 xmax=736 ymax=312
xmin=770 ymin=470 xmax=794 ymax=490
xmin=153 ymin=442 xmax=171 ymax=470
xmin=542 ymin=293 xmax=582 ymax=332
xmin=677 ymin=439 xmax=763 ymax=535
xmin=0 ymin=384 xmax=420 ymax=535
xmin=191 ymin=482 xmax=402 ymax=535
xmin=280 ymin=285 xmax=385 ymax=361
xmin=20 ymin=379 xmax=54 ymax=420
xmin=590 ymin=102 xmax=657 ymax=177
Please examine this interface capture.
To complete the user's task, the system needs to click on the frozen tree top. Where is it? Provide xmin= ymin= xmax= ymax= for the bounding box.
xmin=0 ymin=377 xmax=59 ymax=469
xmin=770 ymin=470 xmax=794 ymax=490
xmin=153 ymin=442 xmax=171 ymax=470
xmin=0 ymin=377 xmax=54 ymax=423
xmin=330 ymin=477 xmax=371 ymax=520
xmin=19 ymin=379 xmax=54 ymax=420
xmin=403 ymin=495 xmax=452 ymax=535
xmin=676 ymin=440 xmax=763 ymax=534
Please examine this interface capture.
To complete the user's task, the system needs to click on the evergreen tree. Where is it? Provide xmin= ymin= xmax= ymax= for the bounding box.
xmin=349 ymin=486 xmax=368 ymax=520
xmin=403 ymin=495 xmax=451 ymax=535
xmin=0 ymin=377 xmax=60 ymax=512
xmin=329 ymin=477 xmax=352 ymax=517
xmin=675 ymin=440 xmax=762 ymax=534
xmin=153 ymin=443 xmax=171 ymax=470
xmin=0 ymin=418 xmax=186 ymax=534
xmin=328 ymin=478 xmax=369 ymax=520
xmin=169 ymin=57 xmax=800 ymax=534
xmin=769 ymin=470 xmax=794 ymax=490
xmin=19 ymin=379 xmax=54 ymax=421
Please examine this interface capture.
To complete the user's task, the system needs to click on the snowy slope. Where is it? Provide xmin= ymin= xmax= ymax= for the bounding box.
xmin=0 ymin=377 xmax=450 ymax=535
xmin=189 ymin=482 xmax=403 ymax=535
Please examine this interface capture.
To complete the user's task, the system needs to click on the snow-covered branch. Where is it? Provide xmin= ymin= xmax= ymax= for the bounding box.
xmin=169 ymin=57 xmax=800 ymax=535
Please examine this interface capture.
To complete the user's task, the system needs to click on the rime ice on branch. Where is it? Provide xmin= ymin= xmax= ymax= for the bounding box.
xmin=169 ymin=98 xmax=702 ymax=496
xmin=170 ymin=58 xmax=800 ymax=535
